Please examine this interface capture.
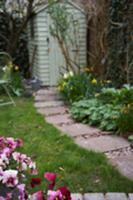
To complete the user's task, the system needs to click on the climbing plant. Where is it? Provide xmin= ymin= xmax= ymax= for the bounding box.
xmin=106 ymin=0 xmax=133 ymax=86
xmin=48 ymin=0 xmax=80 ymax=73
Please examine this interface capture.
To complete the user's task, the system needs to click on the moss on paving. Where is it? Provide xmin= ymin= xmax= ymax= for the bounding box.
xmin=0 ymin=97 xmax=133 ymax=193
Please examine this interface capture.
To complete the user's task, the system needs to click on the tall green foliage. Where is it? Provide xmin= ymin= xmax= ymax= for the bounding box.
xmin=106 ymin=0 xmax=133 ymax=86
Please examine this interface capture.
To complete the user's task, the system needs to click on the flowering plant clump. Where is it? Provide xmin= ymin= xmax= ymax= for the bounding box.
xmin=0 ymin=137 xmax=71 ymax=200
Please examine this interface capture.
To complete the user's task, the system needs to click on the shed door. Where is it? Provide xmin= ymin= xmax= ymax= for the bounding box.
xmin=47 ymin=12 xmax=82 ymax=86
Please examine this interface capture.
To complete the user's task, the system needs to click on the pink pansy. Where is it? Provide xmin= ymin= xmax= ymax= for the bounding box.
xmin=5 ymin=193 xmax=12 ymax=200
xmin=0 ymin=197 xmax=5 ymax=200
xmin=17 ymin=184 xmax=28 ymax=200
xmin=21 ymin=162 xmax=28 ymax=171
xmin=0 ymin=137 xmax=6 ymax=149
xmin=31 ymin=191 xmax=44 ymax=200
xmin=2 ymin=148 xmax=11 ymax=158
xmin=16 ymin=139 xmax=23 ymax=147
xmin=0 ymin=153 xmax=9 ymax=168
xmin=0 ymin=167 xmax=3 ymax=181
xmin=6 ymin=138 xmax=17 ymax=150
xmin=2 ymin=170 xmax=18 ymax=187
xmin=29 ymin=162 xmax=38 ymax=175
xmin=12 ymin=152 xmax=21 ymax=162
xmin=47 ymin=190 xmax=62 ymax=200
xmin=44 ymin=172 xmax=57 ymax=190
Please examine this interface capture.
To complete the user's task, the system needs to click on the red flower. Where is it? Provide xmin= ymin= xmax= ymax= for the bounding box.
xmin=44 ymin=172 xmax=57 ymax=190
xmin=31 ymin=178 xmax=42 ymax=188
xmin=58 ymin=186 xmax=71 ymax=200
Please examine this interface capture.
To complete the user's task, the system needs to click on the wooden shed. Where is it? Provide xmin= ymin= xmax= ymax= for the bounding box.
xmin=27 ymin=0 xmax=87 ymax=86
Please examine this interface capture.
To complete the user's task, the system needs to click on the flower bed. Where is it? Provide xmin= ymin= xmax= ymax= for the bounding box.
xmin=0 ymin=137 xmax=71 ymax=200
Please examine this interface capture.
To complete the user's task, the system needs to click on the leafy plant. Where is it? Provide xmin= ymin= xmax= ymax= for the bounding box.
xmin=11 ymin=67 xmax=23 ymax=96
xmin=98 ymin=85 xmax=133 ymax=105
xmin=71 ymin=98 xmax=120 ymax=131
xmin=117 ymin=104 xmax=133 ymax=134
xmin=58 ymin=71 xmax=101 ymax=104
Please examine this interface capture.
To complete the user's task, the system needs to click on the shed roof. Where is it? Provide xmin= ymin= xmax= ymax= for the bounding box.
xmin=34 ymin=0 xmax=85 ymax=15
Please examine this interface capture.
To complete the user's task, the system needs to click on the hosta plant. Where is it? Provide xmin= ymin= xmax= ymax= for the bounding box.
xmin=0 ymin=137 xmax=71 ymax=200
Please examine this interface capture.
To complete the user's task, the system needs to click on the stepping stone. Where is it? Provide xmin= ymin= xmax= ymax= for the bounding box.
xmin=129 ymin=194 xmax=133 ymax=200
xmin=46 ymin=114 xmax=74 ymax=125
xmin=109 ymin=154 xmax=133 ymax=180
xmin=59 ymin=123 xmax=101 ymax=137
xmin=36 ymin=88 xmax=57 ymax=95
xmin=35 ymin=94 xmax=61 ymax=102
xmin=34 ymin=101 xmax=64 ymax=108
xmin=105 ymin=193 xmax=128 ymax=200
xmin=75 ymin=135 xmax=130 ymax=153
xmin=84 ymin=193 xmax=104 ymax=200
xmin=38 ymin=106 xmax=68 ymax=116
xmin=71 ymin=193 xmax=83 ymax=200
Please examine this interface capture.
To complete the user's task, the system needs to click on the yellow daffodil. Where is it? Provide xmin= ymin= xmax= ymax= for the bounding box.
xmin=15 ymin=65 xmax=19 ymax=71
xmin=91 ymin=78 xmax=97 ymax=85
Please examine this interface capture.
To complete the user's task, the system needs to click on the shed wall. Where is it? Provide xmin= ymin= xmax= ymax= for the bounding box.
xmin=28 ymin=2 xmax=87 ymax=86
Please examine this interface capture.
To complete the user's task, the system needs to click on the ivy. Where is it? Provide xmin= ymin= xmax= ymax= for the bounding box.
xmin=106 ymin=0 xmax=133 ymax=86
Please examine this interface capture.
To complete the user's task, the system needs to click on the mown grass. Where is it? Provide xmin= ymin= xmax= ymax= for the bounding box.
xmin=0 ymin=97 xmax=133 ymax=193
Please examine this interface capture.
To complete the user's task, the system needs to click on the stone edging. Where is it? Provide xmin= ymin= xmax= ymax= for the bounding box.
xmin=72 ymin=193 xmax=133 ymax=200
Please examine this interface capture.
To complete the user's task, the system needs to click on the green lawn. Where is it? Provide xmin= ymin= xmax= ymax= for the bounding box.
xmin=0 ymin=97 xmax=133 ymax=193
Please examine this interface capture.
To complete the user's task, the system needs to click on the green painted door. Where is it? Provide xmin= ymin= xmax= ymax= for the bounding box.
xmin=47 ymin=11 xmax=83 ymax=86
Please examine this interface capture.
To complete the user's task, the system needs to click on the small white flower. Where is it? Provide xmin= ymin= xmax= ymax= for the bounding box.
xmin=69 ymin=71 xmax=74 ymax=77
xmin=2 ymin=67 xmax=6 ymax=71
xmin=63 ymin=73 xmax=68 ymax=79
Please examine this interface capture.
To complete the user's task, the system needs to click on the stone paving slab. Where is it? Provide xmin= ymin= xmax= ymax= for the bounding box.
xmin=75 ymin=135 xmax=130 ymax=153
xmin=84 ymin=193 xmax=104 ymax=200
xmin=59 ymin=123 xmax=102 ymax=137
xmin=105 ymin=193 xmax=128 ymax=200
xmin=35 ymin=94 xmax=61 ymax=102
xmin=38 ymin=106 xmax=68 ymax=116
xmin=46 ymin=114 xmax=74 ymax=125
xmin=71 ymin=193 xmax=133 ymax=200
xmin=36 ymin=88 xmax=57 ymax=95
xmin=110 ymin=155 xmax=133 ymax=180
xmin=71 ymin=193 xmax=83 ymax=200
xmin=34 ymin=101 xmax=64 ymax=108
xmin=129 ymin=194 xmax=133 ymax=200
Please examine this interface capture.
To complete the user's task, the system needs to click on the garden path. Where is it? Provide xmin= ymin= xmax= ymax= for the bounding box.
xmin=34 ymin=87 xmax=133 ymax=180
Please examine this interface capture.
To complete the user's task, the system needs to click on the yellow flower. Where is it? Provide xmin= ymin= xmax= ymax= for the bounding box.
xmin=85 ymin=66 xmax=94 ymax=73
xmin=15 ymin=65 xmax=19 ymax=71
xmin=90 ymin=67 xmax=94 ymax=72
xmin=95 ymin=93 xmax=100 ymax=97
xmin=120 ymin=106 xmax=128 ymax=114
xmin=91 ymin=78 xmax=97 ymax=85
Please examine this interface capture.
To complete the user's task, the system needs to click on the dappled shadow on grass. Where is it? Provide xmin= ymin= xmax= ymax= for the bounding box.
xmin=0 ymin=97 xmax=133 ymax=193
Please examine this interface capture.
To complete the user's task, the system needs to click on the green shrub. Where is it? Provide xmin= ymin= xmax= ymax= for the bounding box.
xmin=71 ymin=99 xmax=121 ymax=131
xmin=98 ymin=85 xmax=133 ymax=105
xmin=58 ymin=71 xmax=101 ymax=104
